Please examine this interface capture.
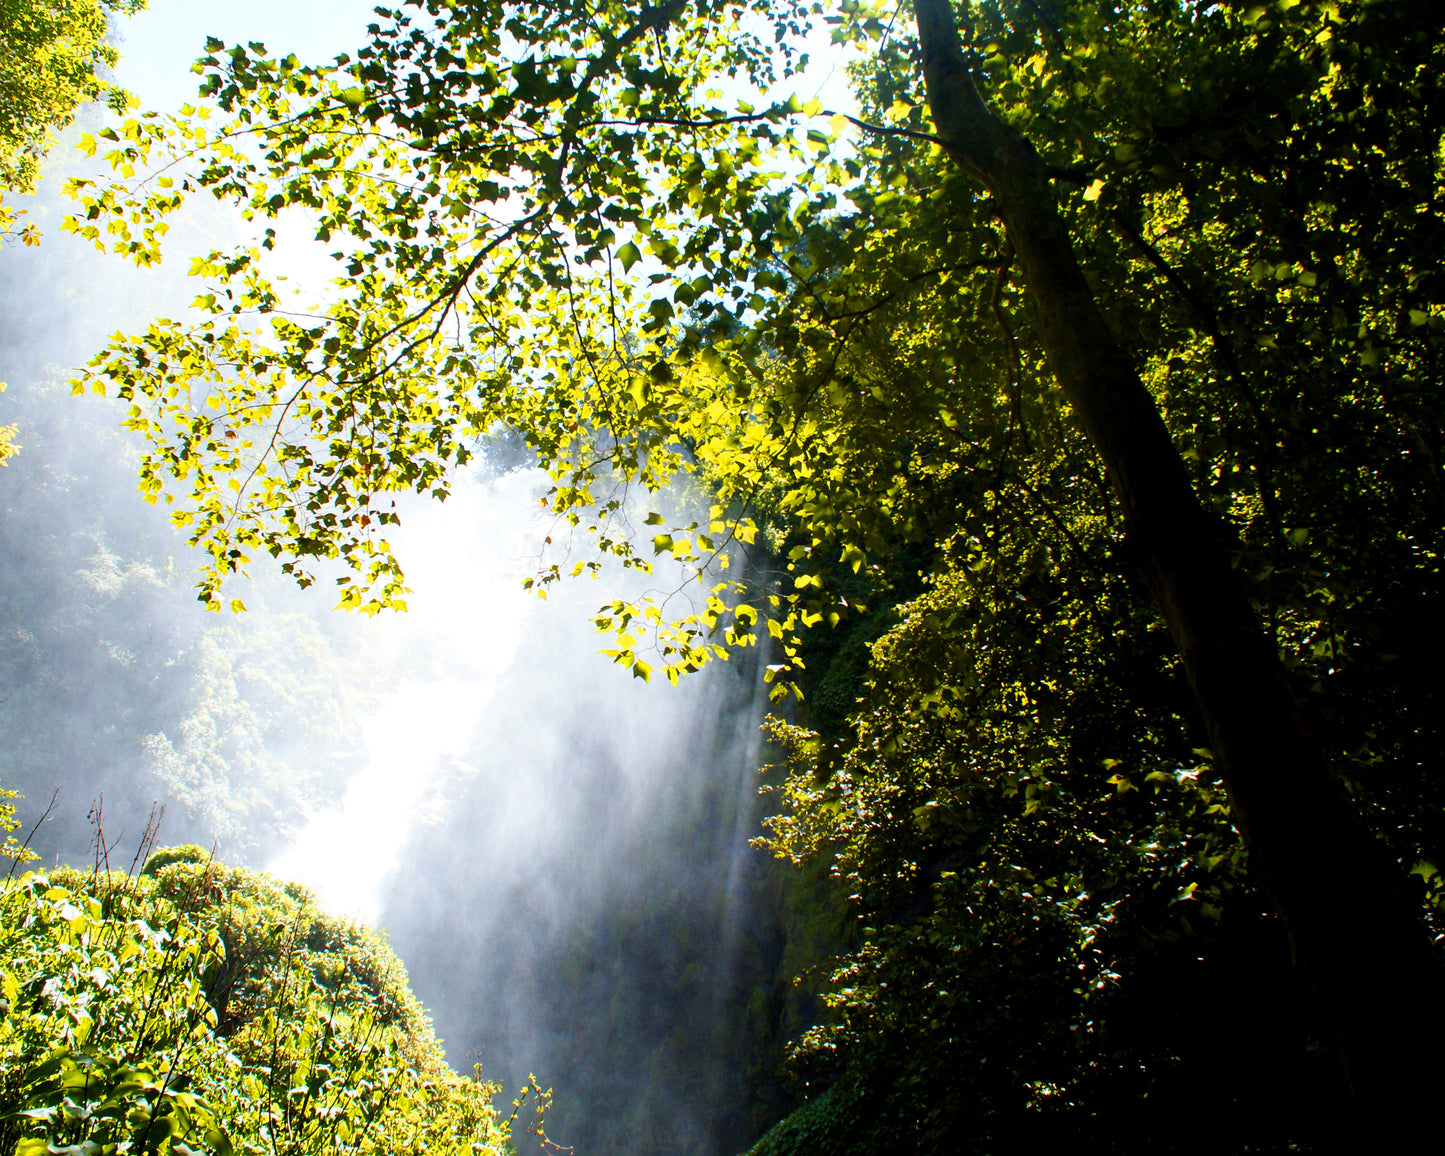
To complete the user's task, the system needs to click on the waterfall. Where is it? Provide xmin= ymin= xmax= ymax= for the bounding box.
xmin=0 ymin=196 xmax=785 ymax=1144
xmin=264 ymin=469 xmax=534 ymax=922
xmin=243 ymin=464 xmax=785 ymax=1154
xmin=2 ymin=8 xmax=825 ymax=1131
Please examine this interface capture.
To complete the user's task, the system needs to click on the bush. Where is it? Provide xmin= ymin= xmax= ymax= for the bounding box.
xmin=0 ymin=851 xmax=515 ymax=1156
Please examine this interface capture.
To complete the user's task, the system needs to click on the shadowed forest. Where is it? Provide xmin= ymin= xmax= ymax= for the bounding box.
xmin=1 ymin=1 xmax=1442 ymax=1153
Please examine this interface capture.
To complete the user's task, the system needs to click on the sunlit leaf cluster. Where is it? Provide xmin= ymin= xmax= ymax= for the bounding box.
xmin=0 ymin=0 xmax=144 ymax=245
xmin=0 ymin=849 xmax=514 ymax=1155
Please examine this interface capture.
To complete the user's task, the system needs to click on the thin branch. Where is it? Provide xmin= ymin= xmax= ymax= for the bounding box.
xmin=5 ymin=788 xmax=60 ymax=883
xmin=837 ymin=113 xmax=946 ymax=146
xmin=553 ymin=0 xmax=689 ymax=186
xmin=803 ymin=254 xmax=1006 ymax=326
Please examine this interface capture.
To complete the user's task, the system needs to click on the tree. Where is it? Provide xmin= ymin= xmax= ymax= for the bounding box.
xmin=62 ymin=0 xmax=1444 ymax=1141
xmin=0 ymin=0 xmax=145 ymax=244
xmin=0 ymin=846 xmax=518 ymax=1155
xmin=906 ymin=0 xmax=1442 ymax=1138
xmin=1 ymin=0 xmax=145 ymax=474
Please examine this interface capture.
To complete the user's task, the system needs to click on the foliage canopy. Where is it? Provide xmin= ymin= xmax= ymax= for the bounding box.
xmin=50 ymin=0 xmax=1445 ymax=1148
xmin=0 ymin=0 xmax=143 ymax=242
xmin=0 ymin=847 xmax=519 ymax=1156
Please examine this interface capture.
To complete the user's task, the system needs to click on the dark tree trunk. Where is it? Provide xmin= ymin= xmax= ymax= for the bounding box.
xmin=912 ymin=0 xmax=1443 ymax=1137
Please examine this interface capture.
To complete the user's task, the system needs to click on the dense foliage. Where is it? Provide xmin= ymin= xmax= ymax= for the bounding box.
xmin=0 ymin=843 xmax=520 ymax=1156
xmin=0 ymin=0 xmax=144 ymax=242
xmin=1 ymin=0 xmax=145 ymax=457
xmin=736 ymin=0 xmax=1445 ymax=1146
xmin=42 ymin=0 xmax=1445 ymax=1150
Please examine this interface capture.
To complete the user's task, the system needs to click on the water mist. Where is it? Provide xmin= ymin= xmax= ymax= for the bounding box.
xmin=2 ymin=191 xmax=794 ymax=1153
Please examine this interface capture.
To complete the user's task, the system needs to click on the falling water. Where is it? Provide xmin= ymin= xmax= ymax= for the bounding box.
xmin=264 ymin=469 xmax=535 ymax=924
xmin=0 ymin=3 xmax=844 ymax=1138
xmin=0 ymin=207 xmax=789 ymax=1142
xmin=248 ymin=461 xmax=791 ymax=1153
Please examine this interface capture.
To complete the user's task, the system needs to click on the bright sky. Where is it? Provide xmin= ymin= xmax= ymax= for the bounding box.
xmin=111 ymin=0 xmax=860 ymax=116
xmin=112 ymin=0 xmax=379 ymax=112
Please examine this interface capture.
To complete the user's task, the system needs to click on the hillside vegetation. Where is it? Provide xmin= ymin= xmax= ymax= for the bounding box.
xmin=0 ymin=843 xmax=526 ymax=1156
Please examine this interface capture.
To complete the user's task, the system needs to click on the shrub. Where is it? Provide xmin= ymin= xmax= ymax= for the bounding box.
xmin=0 ymin=851 xmax=514 ymax=1156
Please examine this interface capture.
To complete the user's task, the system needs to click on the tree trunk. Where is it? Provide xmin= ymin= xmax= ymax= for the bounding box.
xmin=913 ymin=0 xmax=1443 ymax=1136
